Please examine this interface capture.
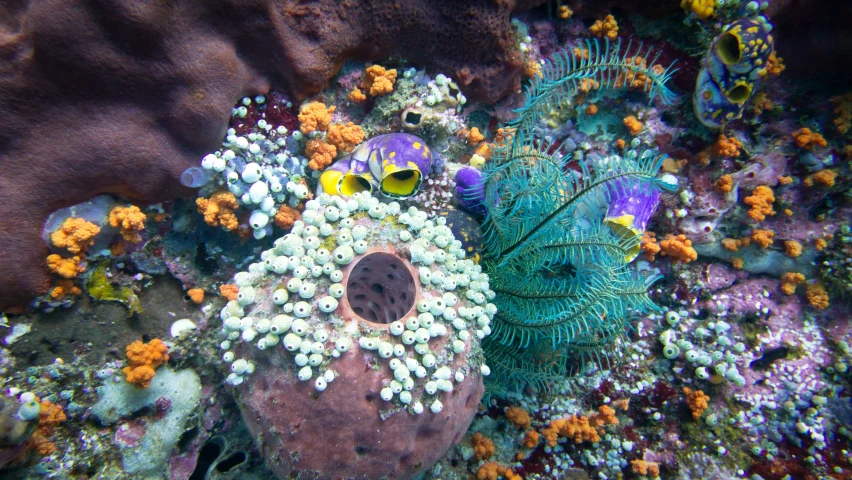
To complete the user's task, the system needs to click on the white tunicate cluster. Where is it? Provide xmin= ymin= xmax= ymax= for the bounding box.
xmin=658 ymin=310 xmax=748 ymax=386
xmin=218 ymin=191 xmax=495 ymax=412
xmin=197 ymin=95 xmax=309 ymax=239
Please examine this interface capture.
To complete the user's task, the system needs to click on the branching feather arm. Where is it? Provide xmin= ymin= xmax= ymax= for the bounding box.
xmin=479 ymin=38 xmax=677 ymax=397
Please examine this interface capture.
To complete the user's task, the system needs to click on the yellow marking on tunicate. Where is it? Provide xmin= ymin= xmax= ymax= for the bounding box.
xmin=389 ymin=151 xmax=396 ymax=158
xmin=383 ymin=159 xmax=390 ymax=166
xmin=755 ymin=39 xmax=763 ymax=45
xmin=412 ymin=142 xmax=422 ymax=149
xmin=604 ymin=215 xmax=640 ymax=261
xmin=746 ymin=26 xmax=759 ymax=33
xmin=748 ymin=40 xmax=755 ymax=46
xmin=339 ymin=173 xmax=373 ymax=196
xmin=760 ymin=45 xmax=769 ymax=52
xmin=320 ymin=170 xmax=344 ymax=196
xmin=712 ymin=110 xmax=723 ymax=119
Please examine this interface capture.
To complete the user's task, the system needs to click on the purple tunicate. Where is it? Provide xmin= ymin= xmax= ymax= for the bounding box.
xmin=604 ymin=180 xmax=661 ymax=261
xmin=453 ymin=167 xmax=485 ymax=215
xmin=180 ymin=167 xmax=214 ymax=188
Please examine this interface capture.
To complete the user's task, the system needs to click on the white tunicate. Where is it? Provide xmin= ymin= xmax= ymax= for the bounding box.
xmin=405 ymin=317 xmax=420 ymax=331
xmin=237 ymin=286 xmax=256 ymax=306
xmin=421 ymin=354 xmax=436 ymax=368
xmin=335 ymin=337 xmax=352 ymax=352
xmin=287 ymin=277 xmax=302 ymax=293
xmin=405 ymin=358 xmax=420 ymax=371
xmin=298 ymin=366 xmax=312 ymax=381
xmin=333 ymin=245 xmax=355 ymax=265
xmin=418 ymin=312 xmax=434 ymax=327
xmin=480 ymin=364 xmax=491 ymax=376
xmin=390 ymin=321 xmax=405 ymax=336
xmin=241 ymin=328 xmax=257 ymax=342
xmin=323 ymin=370 xmax=335 ymax=383
xmin=270 ymin=315 xmax=293 ymax=334
xmin=378 ymin=342 xmax=394 ymax=358
xmin=242 ymin=163 xmax=262 ymax=183
xmin=413 ymin=401 xmax=424 ymax=414
xmin=294 ymin=183 xmax=309 ymax=199
xmin=298 ymin=282 xmax=317 ymax=299
xmin=293 ymin=266 xmax=309 ymax=279
xmin=401 ymin=331 xmax=416 ymax=345
xmin=308 ymin=353 xmax=323 ymax=366
xmin=254 ymin=318 xmax=271 ymax=334
xmin=295 ymin=353 xmax=309 ymax=367
xmin=293 ymin=301 xmax=312 ymax=318
xmin=433 ymin=366 xmax=451 ymax=380
xmin=393 ymin=344 xmax=406 ymax=357
xmin=318 ymin=296 xmax=338 ymax=313
xmin=249 ymin=211 xmax=269 ymax=230
xmin=415 ymin=328 xmax=431 ymax=344
xmin=399 ymin=391 xmax=412 ymax=404
xmin=359 ymin=337 xmax=379 ymax=350
xmin=231 ymin=359 xmax=249 ymax=374
xmin=314 ymin=377 xmax=327 ymax=392
xmin=380 ymin=388 xmax=393 ymax=402
xmin=248 ymin=181 xmax=269 ymax=204
xmin=290 ymin=318 xmax=310 ymax=336
xmin=353 ymin=240 xmax=368 ymax=254
xmin=329 ymin=283 xmax=345 ymax=299
xmin=425 ymin=381 xmax=438 ymax=395
xmin=394 ymin=365 xmax=411 ymax=382
xmin=223 ymin=351 xmax=235 ymax=362
xmin=430 ymin=400 xmax=443 ymax=413
xmin=351 ymin=225 xmax=368 ymax=240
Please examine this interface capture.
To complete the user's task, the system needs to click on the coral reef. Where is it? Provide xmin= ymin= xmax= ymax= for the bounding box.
xmin=1 ymin=2 xmax=851 ymax=480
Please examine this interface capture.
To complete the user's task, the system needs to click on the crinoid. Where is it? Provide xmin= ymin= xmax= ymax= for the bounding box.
xmin=478 ymin=38 xmax=678 ymax=398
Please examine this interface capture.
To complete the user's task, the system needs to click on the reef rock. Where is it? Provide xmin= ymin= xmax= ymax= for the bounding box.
xmin=0 ymin=0 xmax=541 ymax=311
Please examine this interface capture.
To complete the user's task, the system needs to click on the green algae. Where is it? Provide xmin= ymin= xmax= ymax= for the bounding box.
xmin=85 ymin=264 xmax=142 ymax=315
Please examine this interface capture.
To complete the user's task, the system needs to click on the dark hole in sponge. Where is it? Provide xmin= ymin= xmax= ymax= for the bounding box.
xmin=404 ymin=111 xmax=423 ymax=126
xmin=188 ymin=437 xmax=224 ymax=480
xmin=346 ymin=252 xmax=415 ymax=324
xmin=215 ymin=451 xmax=247 ymax=472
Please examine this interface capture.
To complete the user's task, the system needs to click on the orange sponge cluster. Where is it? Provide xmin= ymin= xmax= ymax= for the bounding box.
xmin=780 ymin=272 xmax=805 ymax=295
xmin=792 ymin=128 xmax=827 ymax=150
xmin=683 ymin=387 xmax=709 ymax=419
xmin=50 ymin=217 xmax=100 ymax=254
xmin=658 ymin=234 xmax=698 ymax=263
xmin=122 ymin=339 xmax=169 ymax=388
xmin=109 ymin=205 xmax=146 ymax=243
xmin=472 ymin=432 xmax=495 ymax=460
xmin=476 ymin=462 xmax=521 ymax=480
xmin=298 ymin=102 xmax=336 ymax=134
xmin=197 ymin=191 xmax=240 ymax=231
xmin=744 ymin=186 xmax=776 ymax=222
xmin=505 ymin=406 xmax=531 ymax=429
xmin=542 ymin=405 xmax=619 ymax=446
xmin=589 ymin=15 xmax=618 ymax=41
